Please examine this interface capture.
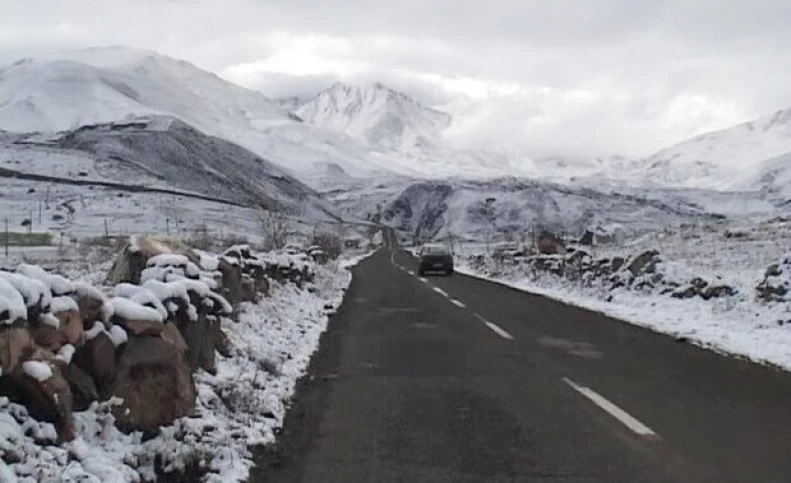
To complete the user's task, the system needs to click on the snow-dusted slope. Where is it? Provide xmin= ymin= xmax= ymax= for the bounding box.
xmin=0 ymin=47 xmax=287 ymax=134
xmin=296 ymin=82 xmax=452 ymax=153
xmin=633 ymin=108 xmax=791 ymax=190
xmin=330 ymin=178 xmax=724 ymax=242
xmin=0 ymin=47 xmax=398 ymax=181
xmin=2 ymin=116 xmax=339 ymax=220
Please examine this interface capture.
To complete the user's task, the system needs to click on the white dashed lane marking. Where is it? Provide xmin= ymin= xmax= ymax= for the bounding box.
xmin=407 ymin=270 xmax=415 ymax=276
xmin=563 ymin=378 xmax=660 ymax=439
xmin=419 ymin=277 xmax=428 ymax=284
xmin=450 ymin=299 xmax=466 ymax=308
xmin=433 ymin=287 xmax=449 ymax=297
xmin=474 ymin=313 xmax=515 ymax=340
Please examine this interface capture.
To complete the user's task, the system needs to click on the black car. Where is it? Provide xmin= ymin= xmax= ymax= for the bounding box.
xmin=418 ymin=244 xmax=454 ymax=276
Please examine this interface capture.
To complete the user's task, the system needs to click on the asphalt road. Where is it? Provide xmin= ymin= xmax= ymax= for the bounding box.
xmin=255 ymin=231 xmax=791 ymax=483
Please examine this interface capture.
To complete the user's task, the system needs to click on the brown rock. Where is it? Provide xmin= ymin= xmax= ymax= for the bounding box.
xmin=240 ymin=274 xmax=259 ymax=303
xmin=218 ymin=258 xmax=242 ymax=306
xmin=214 ymin=326 xmax=231 ymax=358
xmin=0 ymin=327 xmax=33 ymax=374
xmin=75 ymin=290 xmax=106 ymax=326
xmin=65 ymin=363 xmax=98 ymax=411
xmin=178 ymin=312 xmax=218 ymax=374
xmin=110 ymin=337 xmax=195 ymax=433
xmin=12 ymin=356 xmax=75 ymax=441
xmin=627 ymin=250 xmax=660 ymax=276
xmin=30 ymin=324 xmax=63 ymax=353
xmin=161 ymin=322 xmax=188 ymax=355
xmin=73 ymin=332 xmax=116 ymax=394
xmin=536 ymin=230 xmax=566 ymax=255
xmin=57 ymin=309 xmax=84 ymax=347
xmin=106 ymin=236 xmax=188 ymax=285
xmin=117 ymin=319 xmax=164 ymax=337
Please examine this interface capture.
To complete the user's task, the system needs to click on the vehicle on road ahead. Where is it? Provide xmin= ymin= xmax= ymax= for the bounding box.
xmin=418 ymin=243 xmax=454 ymax=276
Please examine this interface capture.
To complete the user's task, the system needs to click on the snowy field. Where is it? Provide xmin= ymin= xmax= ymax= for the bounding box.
xmin=0 ymin=247 xmax=375 ymax=482
xmin=452 ymin=218 xmax=791 ymax=371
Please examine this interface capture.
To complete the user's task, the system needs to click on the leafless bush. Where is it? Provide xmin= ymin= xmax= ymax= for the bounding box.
xmin=260 ymin=211 xmax=290 ymax=251
xmin=313 ymin=231 xmax=343 ymax=259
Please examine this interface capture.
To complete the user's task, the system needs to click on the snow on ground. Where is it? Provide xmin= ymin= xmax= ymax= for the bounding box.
xmin=1 ymin=249 xmax=371 ymax=482
xmin=453 ymin=218 xmax=791 ymax=370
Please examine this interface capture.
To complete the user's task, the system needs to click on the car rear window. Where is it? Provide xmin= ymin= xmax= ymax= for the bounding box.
xmin=423 ymin=245 xmax=450 ymax=255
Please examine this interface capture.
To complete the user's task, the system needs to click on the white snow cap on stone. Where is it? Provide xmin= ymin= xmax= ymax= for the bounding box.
xmin=39 ymin=312 xmax=60 ymax=329
xmin=56 ymin=344 xmax=76 ymax=364
xmin=146 ymin=254 xmax=201 ymax=278
xmin=107 ymin=325 xmax=129 ymax=346
xmin=0 ymin=271 xmax=51 ymax=309
xmin=51 ymin=296 xmax=79 ymax=314
xmin=85 ymin=321 xmax=105 ymax=340
xmin=22 ymin=361 xmax=52 ymax=382
xmin=113 ymin=284 xmax=168 ymax=320
xmin=110 ymin=297 xmax=164 ymax=323
xmin=192 ymin=249 xmax=220 ymax=272
xmin=17 ymin=264 xmax=74 ymax=296
xmin=0 ymin=278 xmax=27 ymax=324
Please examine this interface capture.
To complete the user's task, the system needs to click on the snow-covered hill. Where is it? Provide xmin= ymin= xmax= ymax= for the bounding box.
xmin=0 ymin=47 xmax=402 ymax=182
xmin=328 ymin=178 xmax=728 ymax=243
xmin=1 ymin=116 xmax=339 ymax=220
xmin=296 ymin=82 xmax=451 ymax=153
xmin=632 ymin=108 xmax=791 ymax=190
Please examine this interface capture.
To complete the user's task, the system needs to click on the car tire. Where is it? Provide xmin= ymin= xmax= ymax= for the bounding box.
xmin=446 ymin=268 xmax=454 ymax=276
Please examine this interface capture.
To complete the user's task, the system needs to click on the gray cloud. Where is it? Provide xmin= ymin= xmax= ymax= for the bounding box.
xmin=2 ymin=0 xmax=790 ymax=158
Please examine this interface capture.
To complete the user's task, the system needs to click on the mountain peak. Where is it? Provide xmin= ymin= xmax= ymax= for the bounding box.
xmin=296 ymin=81 xmax=451 ymax=152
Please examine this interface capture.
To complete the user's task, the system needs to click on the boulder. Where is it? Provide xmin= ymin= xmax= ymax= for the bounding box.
xmin=178 ymin=313 xmax=218 ymax=374
xmin=29 ymin=324 xmax=63 ymax=352
xmin=610 ymin=256 xmax=626 ymax=273
xmin=701 ymin=285 xmax=736 ymax=300
xmin=240 ymin=275 xmax=259 ymax=303
xmin=110 ymin=336 xmax=195 ymax=433
xmin=0 ymin=327 xmax=33 ymax=374
xmin=627 ymin=250 xmax=660 ymax=276
xmin=579 ymin=230 xmax=594 ymax=246
xmin=74 ymin=286 xmax=107 ymax=325
xmin=160 ymin=322 xmax=188 ymax=355
xmin=536 ymin=230 xmax=566 ymax=255
xmin=214 ymin=326 xmax=232 ymax=358
xmin=218 ymin=258 xmax=243 ymax=306
xmin=106 ymin=236 xmax=188 ymax=285
xmin=57 ymin=309 xmax=84 ymax=347
xmin=65 ymin=363 xmax=98 ymax=411
xmin=11 ymin=356 xmax=74 ymax=441
xmin=117 ymin=319 xmax=163 ymax=337
xmin=73 ymin=332 xmax=116 ymax=394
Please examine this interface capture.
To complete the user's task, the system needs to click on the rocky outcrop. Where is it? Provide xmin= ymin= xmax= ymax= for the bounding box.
xmin=757 ymin=257 xmax=791 ymax=302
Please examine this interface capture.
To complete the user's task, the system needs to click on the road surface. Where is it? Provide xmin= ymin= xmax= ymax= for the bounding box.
xmin=254 ymin=231 xmax=791 ymax=482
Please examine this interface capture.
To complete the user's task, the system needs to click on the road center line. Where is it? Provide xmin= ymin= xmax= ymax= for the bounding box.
xmin=474 ymin=313 xmax=515 ymax=340
xmin=418 ymin=277 xmax=428 ymax=284
xmin=433 ymin=287 xmax=449 ymax=297
xmin=450 ymin=299 xmax=466 ymax=308
xmin=407 ymin=270 xmax=415 ymax=276
xmin=562 ymin=378 xmax=659 ymax=439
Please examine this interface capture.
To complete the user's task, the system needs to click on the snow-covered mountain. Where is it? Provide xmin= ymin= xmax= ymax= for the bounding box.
xmin=631 ymin=108 xmax=791 ymax=190
xmin=0 ymin=47 xmax=403 ymax=182
xmin=296 ymin=82 xmax=452 ymax=153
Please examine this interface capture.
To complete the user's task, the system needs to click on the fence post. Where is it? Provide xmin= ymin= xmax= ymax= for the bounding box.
xmin=4 ymin=219 xmax=7 ymax=258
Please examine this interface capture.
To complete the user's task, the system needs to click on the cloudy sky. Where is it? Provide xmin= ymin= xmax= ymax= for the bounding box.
xmin=2 ymin=0 xmax=790 ymax=158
